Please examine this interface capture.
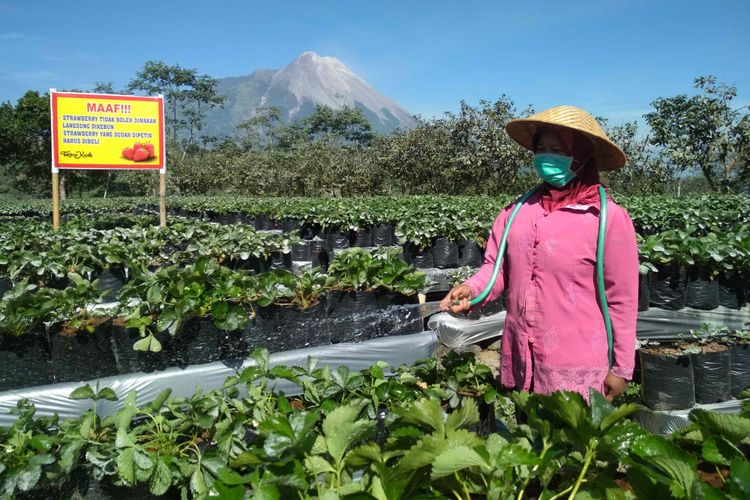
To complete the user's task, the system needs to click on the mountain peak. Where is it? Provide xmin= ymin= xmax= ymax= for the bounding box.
xmin=204 ymin=52 xmax=417 ymax=136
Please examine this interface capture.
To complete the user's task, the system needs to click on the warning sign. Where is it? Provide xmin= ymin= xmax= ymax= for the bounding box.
xmin=50 ymin=91 xmax=165 ymax=172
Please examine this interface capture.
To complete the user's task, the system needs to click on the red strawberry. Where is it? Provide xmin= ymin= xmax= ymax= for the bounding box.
xmin=122 ymin=147 xmax=134 ymax=160
xmin=144 ymin=143 xmax=155 ymax=158
xmin=133 ymin=148 xmax=149 ymax=162
xmin=133 ymin=142 xmax=143 ymax=152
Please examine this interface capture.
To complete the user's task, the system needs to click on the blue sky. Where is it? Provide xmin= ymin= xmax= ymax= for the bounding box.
xmin=1 ymin=0 xmax=748 ymax=125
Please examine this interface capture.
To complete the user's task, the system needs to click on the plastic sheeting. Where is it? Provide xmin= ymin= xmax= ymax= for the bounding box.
xmin=0 ymin=331 xmax=438 ymax=427
xmin=633 ymin=398 xmax=742 ymax=436
xmin=636 ymin=306 xmax=750 ymax=339
xmin=427 ymin=306 xmax=750 ymax=350
xmin=428 ymin=311 xmax=506 ymax=347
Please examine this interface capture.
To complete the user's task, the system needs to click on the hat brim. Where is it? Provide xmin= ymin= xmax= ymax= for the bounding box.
xmin=506 ymin=118 xmax=627 ymax=171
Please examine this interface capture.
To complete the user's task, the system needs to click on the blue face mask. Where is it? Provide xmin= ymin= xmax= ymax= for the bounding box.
xmin=533 ymin=153 xmax=577 ymax=187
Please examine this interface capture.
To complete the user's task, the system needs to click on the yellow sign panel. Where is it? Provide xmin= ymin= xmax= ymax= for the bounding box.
xmin=50 ymin=91 xmax=165 ymax=171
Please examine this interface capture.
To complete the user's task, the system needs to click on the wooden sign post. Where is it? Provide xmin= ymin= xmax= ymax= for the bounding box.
xmin=49 ymin=90 xmax=166 ymax=229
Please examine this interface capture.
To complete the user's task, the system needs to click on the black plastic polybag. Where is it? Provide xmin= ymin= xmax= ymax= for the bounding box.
xmin=432 ymin=237 xmax=459 ymax=269
xmin=372 ymin=224 xmax=394 ymax=246
xmin=638 ymin=272 xmax=650 ymax=312
xmin=49 ymin=321 xmax=117 ymax=384
xmin=685 ymin=267 xmax=719 ymax=310
xmin=0 ymin=330 xmax=53 ymax=391
xmin=693 ymin=345 xmax=731 ymax=404
xmin=353 ymin=228 xmax=373 ymax=247
xmin=730 ymin=342 xmax=750 ymax=396
xmin=640 ymin=348 xmax=694 ymax=410
xmin=458 ymin=239 xmax=483 ymax=267
xmin=403 ymin=243 xmax=434 ymax=268
xmin=292 ymin=240 xmax=312 ymax=261
xmin=649 ymin=264 xmax=688 ymax=310
xmin=325 ymin=226 xmax=351 ymax=250
xmin=719 ymin=273 xmax=746 ymax=310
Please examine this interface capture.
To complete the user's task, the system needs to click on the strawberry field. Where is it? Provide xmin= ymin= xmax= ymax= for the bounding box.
xmin=1 ymin=193 xmax=750 ymax=498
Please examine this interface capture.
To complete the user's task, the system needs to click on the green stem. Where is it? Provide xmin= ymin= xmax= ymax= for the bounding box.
xmin=517 ymin=441 xmax=551 ymax=500
xmin=548 ymin=484 xmax=574 ymax=500
xmin=568 ymin=443 xmax=595 ymax=499
xmin=715 ymin=465 xmax=726 ymax=486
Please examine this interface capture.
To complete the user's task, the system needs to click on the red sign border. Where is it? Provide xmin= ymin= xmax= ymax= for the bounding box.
xmin=50 ymin=91 xmax=166 ymax=171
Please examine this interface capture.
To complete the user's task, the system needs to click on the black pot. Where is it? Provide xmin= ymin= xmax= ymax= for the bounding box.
xmin=685 ymin=267 xmax=719 ymax=310
xmin=693 ymin=344 xmax=731 ymax=404
xmin=403 ymin=243 xmax=434 ymax=269
xmin=457 ymin=239 xmax=483 ymax=268
xmin=638 ymin=272 xmax=650 ymax=312
xmin=325 ymin=290 xmax=419 ymax=344
xmin=325 ymin=225 xmax=351 ymax=250
xmin=300 ymin=222 xmax=322 ymax=240
xmin=110 ymin=324 xmax=176 ymax=374
xmin=270 ymin=251 xmax=293 ymax=269
xmin=0 ymin=330 xmax=53 ymax=391
xmin=649 ymin=264 xmax=688 ymax=310
xmin=326 ymin=289 xmax=383 ymax=317
xmin=227 ymin=254 xmax=271 ymax=274
xmin=277 ymin=300 xmax=329 ymax=350
xmin=254 ymin=215 xmax=274 ymax=230
xmin=372 ymin=224 xmax=394 ymax=246
xmin=353 ymin=228 xmax=373 ymax=247
xmin=432 ymin=238 xmax=459 ymax=269
xmin=0 ymin=277 xmax=10 ymax=300
xmin=719 ymin=272 xmax=746 ymax=310
xmin=640 ymin=348 xmax=695 ymax=410
xmin=175 ymin=316 xmax=224 ymax=366
xmin=292 ymin=240 xmax=312 ymax=261
xmin=730 ymin=342 xmax=750 ymax=397
xmin=97 ymin=269 xmax=123 ymax=302
xmin=49 ymin=320 xmax=118 ymax=384
xmin=311 ymin=240 xmax=329 ymax=271
xmin=109 ymin=264 xmax=132 ymax=284
xmin=281 ymin=217 xmax=302 ymax=233
xmin=242 ymin=305 xmax=304 ymax=354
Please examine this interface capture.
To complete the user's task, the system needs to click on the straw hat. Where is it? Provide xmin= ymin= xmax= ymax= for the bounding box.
xmin=506 ymin=105 xmax=627 ymax=171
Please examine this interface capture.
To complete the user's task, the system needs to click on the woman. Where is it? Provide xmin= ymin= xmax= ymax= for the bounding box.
xmin=440 ymin=105 xmax=638 ymax=402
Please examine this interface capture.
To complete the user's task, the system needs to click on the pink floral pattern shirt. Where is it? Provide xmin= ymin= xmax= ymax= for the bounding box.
xmin=464 ymin=190 xmax=639 ymax=398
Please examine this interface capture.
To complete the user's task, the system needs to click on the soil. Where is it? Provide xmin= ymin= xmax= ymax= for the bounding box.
xmin=640 ymin=344 xmax=689 ymax=356
xmin=699 ymin=341 xmax=729 ymax=353
xmin=697 ymin=461 xmax=729 ymax=489
xmin=60 ymin=316 xmax=111 ymax=336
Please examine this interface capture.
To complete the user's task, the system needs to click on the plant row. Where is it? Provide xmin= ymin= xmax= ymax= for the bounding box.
xmin=0 ymin=216 xmax=299 ymax=289
xmin=2 ymin=349 xmax=750 ymax=499
xmin=638 ymin=332 xmax=750 ymax=410
xmin=0 ymin=249 xmax=428 ymax=390
xmin=2 ymin=193 xmax=750 ymax=242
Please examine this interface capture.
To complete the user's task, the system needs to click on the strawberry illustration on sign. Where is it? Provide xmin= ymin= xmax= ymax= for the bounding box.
xmin=133 ymin=148 xmax=149 ymax=161
xmin=122 ymin=142 xmax=157 ymax=162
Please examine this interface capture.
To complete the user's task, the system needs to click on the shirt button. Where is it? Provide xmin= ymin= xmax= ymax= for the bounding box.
xmin=529 ymin=337 xmax=535 ymax=344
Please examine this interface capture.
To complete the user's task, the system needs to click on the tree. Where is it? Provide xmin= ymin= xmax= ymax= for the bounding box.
xmin=299 ymin=105 xmax=374 ymax=146
xmin=238 ymin=106 xmax=283 ymax=150
xmin=448 ymin=97 xmax=533 ymax=194
xmin=127 ymin=61 xmax=224 ymax=149
xmin=0 ymin=91 xmax=51 ymax=197
xmin=645 ymin=75 xmax=750 ymax=192
xmin=600 ymin=120 xmax=672 ymax=195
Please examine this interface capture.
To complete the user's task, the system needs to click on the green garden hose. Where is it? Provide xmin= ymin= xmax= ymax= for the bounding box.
xmin=596 ymin=185 xmax=614 ymax=368
xmin=467 ymin=183 xmax=614 ymax=369
xmin=467 ymin=184 xmax=542 ymax=307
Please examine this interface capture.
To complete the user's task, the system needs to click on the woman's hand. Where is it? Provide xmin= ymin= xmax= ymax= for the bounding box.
xmin=439 ymin=284 xmax=472 ymax=314
xmin=603 ymin=372 xmax=629 ymax=402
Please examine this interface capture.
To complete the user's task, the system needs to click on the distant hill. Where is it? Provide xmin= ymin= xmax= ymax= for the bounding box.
xmin=202 ymin=51 xmax=418 ymax=137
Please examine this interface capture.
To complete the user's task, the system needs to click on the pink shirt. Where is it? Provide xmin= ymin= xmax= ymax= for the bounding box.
xmin=464 ymin=190 xmax=638 ymax=398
